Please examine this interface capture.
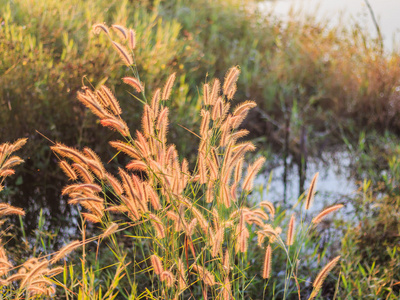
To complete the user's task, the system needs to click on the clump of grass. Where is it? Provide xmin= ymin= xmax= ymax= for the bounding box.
xmin=48 ymin=22 xmax=342 ymax=299
xmin=0 ymin=21 xmax=345 ymax=299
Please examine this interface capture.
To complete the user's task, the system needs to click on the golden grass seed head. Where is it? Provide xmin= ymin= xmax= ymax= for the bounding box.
xmin=92 ymin=23 xmax=110 ymax=35
xmin=286 ymin=214 xmax=296 ymax=246
xmin=112 ymin=41 xmax=133 ymax=66
xmin=111 ymin=24 xmax=128 ymax=40
xmin=312 ymin=204 xmax=344 ymax=224
xmin=305 ymin=172 xmax=319 ymax=210
xmin=162 ymin=73 xmax=176 ymax=100
xmin=262 ymin=244 xmax=272 ymax=279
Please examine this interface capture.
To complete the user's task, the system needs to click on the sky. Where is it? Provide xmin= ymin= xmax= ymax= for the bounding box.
xmin=259 ymin=0 xmax=400 ymax=51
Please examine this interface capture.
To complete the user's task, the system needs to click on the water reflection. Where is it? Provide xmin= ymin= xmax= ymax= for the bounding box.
xmin=256 ymin=149 xmax=357 ymax=214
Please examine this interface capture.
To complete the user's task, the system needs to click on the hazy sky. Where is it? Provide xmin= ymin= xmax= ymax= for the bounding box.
xmin=260 ymin=0 xmax=400 ymax=51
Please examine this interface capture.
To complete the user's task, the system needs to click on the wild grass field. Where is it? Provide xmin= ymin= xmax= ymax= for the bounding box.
xmin=1 ymin=0 xmax=400 ymax=299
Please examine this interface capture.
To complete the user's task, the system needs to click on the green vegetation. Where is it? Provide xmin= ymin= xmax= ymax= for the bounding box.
xmin=1 ymin=0 xmax=400 ymax=298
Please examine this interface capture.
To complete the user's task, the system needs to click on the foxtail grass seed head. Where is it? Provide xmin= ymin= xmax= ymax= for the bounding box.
xmin=222 ymin=276 xmax=232 ymax=300
xmin=142 ymin=104 xmax=154 ymax=137
xmin=1 ymin=156 xmax=24 ymax=170
xmin=160 ymin=270 xmax=175 ymax=287
xmin=147 ymin=185 xmax=161 ymax=210
xmin=260 ymin=201 xmax=275 ymax=218
xmin=203 ymin=83 xmax=210 ymax=105
xmin=9 ymin=138 xmax=27 ymax=152
xmin=309 ymin=256 xmax=341 ymax=299
xmin=128 ymin=29 xmax=136 ymax=49
xmin=112 ymin=41 xmax=133 ymax=66
xmin=0 ymin=205 xmax=25 ymax=217
xmin=211 ymin=97 xmax=223 ymax=120
xmin=105 ymin=172 xmax=124 ymax=195
xmin=122 ymin=77 xmax=144 ymax=93
xmin=20 ymin=260 xmax=49 ymax=288
xmin=151 ymin=88 xmax=161 ymax=116
xmin=227 ymin=84 xmax=237 ymax=100
xmin=0 ymin=169 xmax=15 ymax=177
xmin=305 ymin=172 xmax=319 ymax=210
xmin=187 ymin=218 xmax=198 ymax=236
xmin=210 ymin=78 xmax=220 ymax=105
xmin=206 ymin=181 xmax=214 ymax=203
xmin=162 ymin=73 xmax=176 ymax=100
xmin=72 ymin=163 xmax=94 ymax=183
xmin=242 ymin=157 xmax=266 ymax=191
xmin=200 ymin=110 xmax=210 ymax=137
xmin=262 ymin=244 xmax=272 ymax=279
xmin=52 ymin=143 xmax=90 ymax=165
xmin=236 ymin=226 xmax=249 ymax=253
xmin=109 ymin=141 xmax=140 ymax=159
xmin=92 ymin=23 xmax=109 ymax=35
xmin=102 ymin=223 xmax=118 ymax=238
xmin=223 ymin=66 xmax=240 ymax=97
xmin=82 ymin=212 xmax=102 ymax=223
xmin=111 ymin=24 xmax=128 ymax=40
xmin=192 ymin=265 xmax=215 ymax=286
xmin=150 ymin=255 xmax=163 ymax=275
xmin=211 ymin=228 xmax=224 ymax=257
xmin=251 ymin=208 xmax=269 ymax=220
xmin=61 ymin=183 xmax=102 ymax=195
xmin=51 ymin=240 xmax=81 ymax=264
xmin=100 ymin=85 xmax=122 ymax=115
xmin=312 ymin=204 xmax=344 ymax=224
xmin=286 ymin=214 xmax=295 ymax=246
xmin=231 ymin=101 xmax=257 ymax=128
xmin=177 ymin=258 xmax=187 ymax=290
xmin=149 ymin=214 xmax=166 ymax=239
xmin=223 ymin=249 xmax=230 ymax=274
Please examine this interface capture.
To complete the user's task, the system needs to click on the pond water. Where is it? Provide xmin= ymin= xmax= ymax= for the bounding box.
xmin=255 ymin=149 xmax=358 ymax=217
xmin=259 ymin=0 xmax=400 ymax=51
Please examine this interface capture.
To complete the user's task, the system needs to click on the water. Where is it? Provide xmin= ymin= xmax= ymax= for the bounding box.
xmin=259 ymin=0 xmax=400 ymax=51
xmin=255 ymin=150 xmax=357 ymax=216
